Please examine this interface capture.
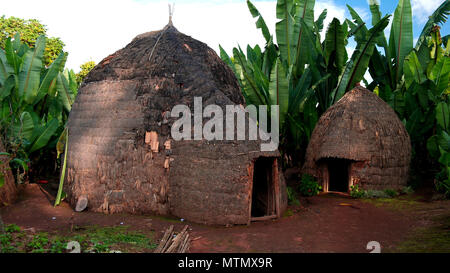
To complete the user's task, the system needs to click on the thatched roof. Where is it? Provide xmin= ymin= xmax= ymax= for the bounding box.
xmin=303 ymin=86 xmax=411 ymax=173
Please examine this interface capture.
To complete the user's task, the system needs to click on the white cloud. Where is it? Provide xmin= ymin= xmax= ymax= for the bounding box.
xmin=1 ymin=0 xmax=348 ymax=72
xmin=411 ymin=0 xmax=445 ymax=24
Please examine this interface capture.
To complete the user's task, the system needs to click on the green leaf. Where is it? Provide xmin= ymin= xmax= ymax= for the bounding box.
xmin=292 ymin=0 xmax=316 ymax=72
xmin=429 ymin=55 xmax=450 ymax=94
xmin=12 ymin=111 xmax=34 ymax=141
xmin=416 ymin=0 xmax=450 ymax=50
xmin=19 ymin=35 xmax=46 ymax=104
xmin=324 ymin=18 xmax=347 ymax=72
xmin=403 ymin=51 xmax=425 ymax=89
xmin=333 ymin=15 xmax=390 ymax=104
xmin=35 ymin=52 xmax=65 ymax=104
xmin=436 ymin=102 xmax=449 ymax=131
xmin=54 ymin=129 xmax=68 ymax=207
xmin=0 ymin=75 xmax=15 ymax=101
xmin=315 ymin=9 xmax=327 ymax=34
xmin=56 ymin=72 xmax=74 ymax=112
xmin=28 ymin=118 xmax=59 ymax=153
xmin=389 ymin=0 xmax=413 ymax=82
xmin=369 ymin=0 xmax=382 ymax=26
xmin=4 ymin=39 xmax=21 ymax=75
xmin=0 ymin=49 xmax=14 ymax=85
xmin=276 ymin=0 xmax=295 ymax=67
xmin=269 ymin=58 xmax=289 ymax=128
xmin=247 ymin=0 xmax=271 ymax=42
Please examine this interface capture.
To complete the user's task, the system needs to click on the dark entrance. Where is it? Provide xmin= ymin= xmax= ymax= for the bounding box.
xmin=251 ymin=157 xmax=276 ymax=218
xmin=327 ymin=158 xmax=350 ymax=192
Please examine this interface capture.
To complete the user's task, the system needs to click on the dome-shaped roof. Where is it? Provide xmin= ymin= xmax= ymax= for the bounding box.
xmin=84 ymin=24 xmax=244 ymax=109
xmin=303 ymin=86 xmax=411 ymax=183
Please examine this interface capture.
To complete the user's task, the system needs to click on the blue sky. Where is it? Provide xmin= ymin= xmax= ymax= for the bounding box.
xmin=2 ymin=0 xmax=447 ymax=72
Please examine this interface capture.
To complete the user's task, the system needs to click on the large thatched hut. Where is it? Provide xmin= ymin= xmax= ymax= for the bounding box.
xmin=302 ymin=86 xmax=411 ymax=193
xmin=64 ymin=24 xmax=287 ymax=225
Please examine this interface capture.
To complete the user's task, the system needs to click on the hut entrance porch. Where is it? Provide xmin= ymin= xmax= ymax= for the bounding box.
xmin=323 ymin=158 xmax=352 ymax=193
xmin=250 ymin=157 xmax=279 ymax=222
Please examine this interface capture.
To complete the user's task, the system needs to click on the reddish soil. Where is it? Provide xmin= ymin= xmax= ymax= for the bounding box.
xmin=1 ymin=184 xmax=446 ymax=253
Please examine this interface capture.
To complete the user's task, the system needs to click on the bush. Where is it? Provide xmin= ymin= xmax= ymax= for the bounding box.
xmin=286 ymin=186 xmax=300 ymax=206
xmin=350 ymin=184 xmax=366 ymax=198
xmin=299 ymin=174 xmax=321 ymax=197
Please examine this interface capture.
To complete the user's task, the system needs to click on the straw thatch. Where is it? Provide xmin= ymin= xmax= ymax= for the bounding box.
xmin=302 ymin=86 xmax=411 ymax=191
xmin=64 ymin=24 xmax=287 ymax=225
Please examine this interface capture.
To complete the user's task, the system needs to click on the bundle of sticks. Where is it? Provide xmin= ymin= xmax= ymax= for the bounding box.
xmin=154 ymin=225 xmax=190 ymax=253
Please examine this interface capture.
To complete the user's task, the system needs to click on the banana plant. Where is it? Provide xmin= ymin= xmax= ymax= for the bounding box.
xmin=355 ymin=0 xmax=450 ymax=102
xmin=0 ymin=33 xmax=77 ymax=177
xmin=221 ymin=0 xmax=390 ymax=165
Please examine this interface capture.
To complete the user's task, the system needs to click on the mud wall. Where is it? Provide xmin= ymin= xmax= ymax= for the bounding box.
xmin=65 ymin=80 xmax=169 ymax=214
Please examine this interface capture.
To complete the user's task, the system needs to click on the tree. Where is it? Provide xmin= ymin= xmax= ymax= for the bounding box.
xmin=0 ymin=16 xmax=65 ymax=66
xmin=76 ymin=61 xmax=96 ymax=85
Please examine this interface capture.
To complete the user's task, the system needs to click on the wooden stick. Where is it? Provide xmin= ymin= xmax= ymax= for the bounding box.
xmin=154 ymin=225 xmax=174 ymax=253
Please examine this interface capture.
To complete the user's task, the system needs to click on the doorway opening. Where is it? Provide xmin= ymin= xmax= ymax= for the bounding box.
xmin=251 ymin=157 xmax=277 ymax=221
xmin=326 ymin=158 xmax=351 ymax=193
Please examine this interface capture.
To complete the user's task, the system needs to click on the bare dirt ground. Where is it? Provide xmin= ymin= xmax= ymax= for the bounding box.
xmin=1 ymin=184 xmax=449 ymax=253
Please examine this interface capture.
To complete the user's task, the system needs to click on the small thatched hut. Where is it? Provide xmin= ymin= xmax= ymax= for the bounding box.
xmin=64 ymin=24 xmax=287 ymax=225
xmin=302 ymin=86 xmax=411 ymax=193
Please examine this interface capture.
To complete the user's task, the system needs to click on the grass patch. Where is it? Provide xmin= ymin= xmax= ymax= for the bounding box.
xmin=0 ymin=224 xmax=157 ymax=253
xmin=387 ymin=215 xmax=450 ymax=253
xmin=362 ymin=195 xmax=422 ymax=211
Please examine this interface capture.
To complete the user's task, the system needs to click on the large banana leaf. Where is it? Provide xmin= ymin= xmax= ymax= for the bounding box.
xmin=289 ymin=68 xmax=313 ymax=113
xmin=436 ymin=102 xmax=449 ymax=131
xmin=4 ymin=39 xmax=21 ymax=75
xmin=19 ymin=35 xmax=46 ymax=104
xmin=233 ymin=48 xmax=268 ymax=106
xmin=315 ymin=9 xmax=327 ymax=35
xmin=333 ymin=15 xmax=391 ymax=104
xmin=429 ymin=55 xmax=450 ymax=95
xmin=389 ymin=0 xmax=413 ymax=82
xmin=56 ymin=72 xmax=74 ymax=112
xmin=269 ymin=58 xmax=289 ymax=127
xmin=247 ymin=0 xmax=271 ymax=43
xmin=276 ymin=0 xmax=295 ymax=67
xmin=0 ymin=49 xmax=14 ymax=85
xmin=324 ymin=18 xmax=347 ymax=72
xmin=403 ymin=51 xmax=426 ymax=89
xmin=416 ymin=0 xmax=450 ymax=50
xmin=0 ymin=75 xmax=15 ymax=101
xmin=11 ymin=111 xmax=34 ymax=141
xmin=28 ymin=118 xmax=59 ymax=153
xmin=293 ymin=0 xmax=316 ymax=73
xmin=35 ymin=52 xmax=66 ymax=104
xmin=293 ymin=19 xmax=318 ymax=78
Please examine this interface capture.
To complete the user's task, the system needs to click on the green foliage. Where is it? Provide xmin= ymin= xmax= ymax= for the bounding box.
xmin=286 ymin=186 xmax=300 ymax=205
xmin=221 ymin=0 xmax=390 ymax=165
xmin=27 ymin=233 xmax=49 ymax=252
xmin=299 ymin=174 xmax=321 ymax=196
xmin=350 ymin=184 xmax=366 ymax=198
xmin=384 ymin=189 xmax=399 ymax=198
xmin=5 ymin=224 xmax=20 ymax=233
xmin=0 ymin=16 xmax=65 ymax=66
xmin=0 ymin=34 xmax=77 ymax=183
xmin=1 ymin=224 xmax=157 ymax=253
xmin=76 ymin=61 xmax=96 ymax=86
xmin=341 ymin=0 xmax=449 ymax=196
